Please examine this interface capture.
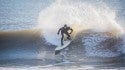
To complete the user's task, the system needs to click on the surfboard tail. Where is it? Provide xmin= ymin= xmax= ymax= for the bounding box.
xmin=55 ymin=50 xmax=61 ymax=55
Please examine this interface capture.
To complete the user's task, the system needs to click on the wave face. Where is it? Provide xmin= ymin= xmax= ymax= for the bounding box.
xmin=0 ymin=29 xmax=124 ymax=60
xmin=0 ymin=30 xmax=54 ymax=59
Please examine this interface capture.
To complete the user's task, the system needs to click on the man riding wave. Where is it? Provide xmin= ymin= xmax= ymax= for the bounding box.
xmin=57 ymin=24 xmax=73 ymax=45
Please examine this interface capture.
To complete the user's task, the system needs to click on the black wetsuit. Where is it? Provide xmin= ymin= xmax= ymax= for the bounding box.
xmin=58 ymin=27 xmax=73 ymax=45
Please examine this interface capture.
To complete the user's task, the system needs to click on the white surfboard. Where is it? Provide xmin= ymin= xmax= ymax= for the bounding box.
xmin=55 ymin=40 xmax=71 ymax=51
xmin=55 ymin=40 xmax=71 ymax=55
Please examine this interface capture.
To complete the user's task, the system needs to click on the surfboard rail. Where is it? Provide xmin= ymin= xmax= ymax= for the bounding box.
xmin=55 ymin=40 xmax=71 ymax=55
xmin=55 ymin=40 xmax=71 ymax=50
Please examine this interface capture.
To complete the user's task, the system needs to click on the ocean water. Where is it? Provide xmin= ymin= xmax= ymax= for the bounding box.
xmin=0 ymin=29 xmax=125 ymax=70
xmin=0 ymin=0 xmax=53 ymax=30
xmin=0 ymin=0 xmax=125 ymax=70
xmin=0 ymin=0 xmax=125 ymax=30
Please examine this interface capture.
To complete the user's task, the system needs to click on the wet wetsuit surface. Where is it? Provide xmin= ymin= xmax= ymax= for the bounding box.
xmin=59 ymin=27 xmax=71 ymax=45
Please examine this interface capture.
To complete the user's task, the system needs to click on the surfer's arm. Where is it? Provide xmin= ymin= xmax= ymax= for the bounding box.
xmin=57 ymin=28 xmax=61 ymax=35
xmin=69 ymin=28 xmax=73 ymax=34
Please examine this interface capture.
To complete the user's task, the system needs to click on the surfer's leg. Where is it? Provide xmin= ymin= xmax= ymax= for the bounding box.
xmin=61 ymin=33 xmax=64 ymax=45
xmin=65 ymin=32 xmax=71 ymax=40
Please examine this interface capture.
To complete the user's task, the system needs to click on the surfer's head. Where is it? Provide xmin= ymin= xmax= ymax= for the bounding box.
xmin=64 ymin=24 xmax=67 ymax=28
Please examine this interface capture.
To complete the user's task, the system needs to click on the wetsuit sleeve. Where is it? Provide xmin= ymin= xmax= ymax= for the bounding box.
xmin=67 ymin=27 xmax=73 ymax=34
xmin=69 ymin=28 xmax=73 ymax=34
xmin=57 ymin=28 xmax=61 ymax=34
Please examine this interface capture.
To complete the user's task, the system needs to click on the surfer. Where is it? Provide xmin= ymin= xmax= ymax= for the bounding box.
xmin=57 ymin=24 xmax=73 ymax=45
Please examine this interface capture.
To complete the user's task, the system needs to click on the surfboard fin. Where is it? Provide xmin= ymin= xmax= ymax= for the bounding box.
xmin=55 ymin=50 xmax=61 ymax=55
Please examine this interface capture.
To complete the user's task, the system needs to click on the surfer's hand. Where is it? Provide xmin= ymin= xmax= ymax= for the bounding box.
xmin=69 ymin=33 xmax=72 ymax=34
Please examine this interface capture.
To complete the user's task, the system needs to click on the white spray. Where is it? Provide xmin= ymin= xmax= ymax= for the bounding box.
xmin=38 ymin=0 xmax=124 ymax=46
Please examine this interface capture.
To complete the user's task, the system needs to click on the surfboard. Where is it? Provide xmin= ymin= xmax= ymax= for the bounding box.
xmin=55 ymin=40 xmax=71 ymax=51
xmin=55 ymin=40 xmax=71 ymax=55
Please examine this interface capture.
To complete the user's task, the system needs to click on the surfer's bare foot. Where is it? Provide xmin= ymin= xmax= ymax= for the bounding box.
xmin=67 ymin=37 xmax=71 ymax=40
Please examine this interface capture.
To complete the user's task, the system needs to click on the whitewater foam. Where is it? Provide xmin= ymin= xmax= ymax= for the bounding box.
xmin=82 ymin=32 xmax=121 ymax=57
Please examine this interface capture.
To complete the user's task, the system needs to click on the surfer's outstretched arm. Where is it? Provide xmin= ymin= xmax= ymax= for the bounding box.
xmin=57 ymin=28 xmax=61 ymax=35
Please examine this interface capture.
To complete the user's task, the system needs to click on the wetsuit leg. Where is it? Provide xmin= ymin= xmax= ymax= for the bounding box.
xmin=61 ymin=32 xmax=64 ymax=45
xmin=65 ymin=32 xmax=71 ymax=40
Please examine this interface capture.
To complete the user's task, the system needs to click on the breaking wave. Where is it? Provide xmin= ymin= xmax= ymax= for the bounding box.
xmin=1 ymin=0 xmax=125 ymax=59
xmin=38 ymin=0 xmax=124 ymax=45
xmin=38 ymin=0 xmax=125 ymax=57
